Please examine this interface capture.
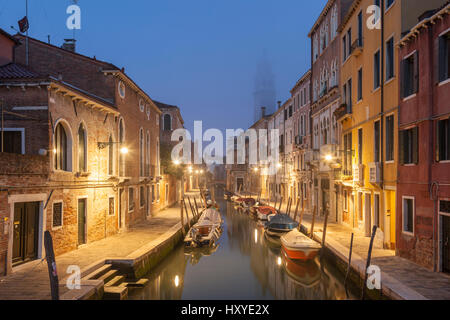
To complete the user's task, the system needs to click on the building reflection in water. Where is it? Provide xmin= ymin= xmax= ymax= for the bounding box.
xmin=128 ymin=188 xmax=358 ymax=300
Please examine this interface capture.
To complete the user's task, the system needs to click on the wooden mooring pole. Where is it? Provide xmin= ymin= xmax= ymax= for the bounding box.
xmin=183 ymin=198 xmax=191 ymax=228
xmin=344 ymin=233 xmax=354 ymax=296
xmin=44 ymin=231 xmax=59 ymax=300
xmin=361 ymin=226 xmax=377 ymax=300
xmin=278 ymin=197 xmax=283 ymax=213
xmin=320 ymin=207 xmax=330 ymax=258
xmin=293 ymin=197 xmax=300 ymax=221
xmin=180 ymin=199 xmax=185 ymax=235
xmin=193 ymin=197 xmax=200 ymax=217
xmin=310 ymin=206 xmax=317 ymax=239
xmin=187 ymin=196 xmax=196 ymax=218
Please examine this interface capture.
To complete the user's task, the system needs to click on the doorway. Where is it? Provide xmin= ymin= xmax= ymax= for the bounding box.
xmin=442 ymin=215 xmax=450 ymax=274
xmin=236 ymin=178 xmax=244 ymax=193
xmin=12 ymin=202 xmax=40 ymax=267
xmin=78 ymin=198 xmax=87 ymax=245
xmin=365 ymin=193 xmax=372 ymax=237
xmin=119 ymin=189 xmax=124 ymax=229
xmin=146 ymin=186 xmax=151 ymax=217
xmin=165 ymin=184 xmax=169 ymax=206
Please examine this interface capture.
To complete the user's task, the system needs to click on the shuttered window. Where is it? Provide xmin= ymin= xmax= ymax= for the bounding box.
xmin=52 ymin=202 xmax=63 ymax=228
xmin=401 ymin=52 xmax=419 ymax=98
xmin=386 ymin=115 xmax=394 ymax=161
xmin=438 ymin=32 xmax=450 ymax=82
xmin=386 ymin=37 xmax=394 ymax=80
xmin=437 ymin=118 xmax=450 ymax=162
xmin=374 ymin=50 xmax=381 ymax=89
xmin=399 ymin=127 xmax=418 ymax=165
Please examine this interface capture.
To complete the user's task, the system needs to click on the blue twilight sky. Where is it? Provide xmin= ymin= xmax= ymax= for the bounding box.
xmin=0 ymin=0 xmax=326 ymax=135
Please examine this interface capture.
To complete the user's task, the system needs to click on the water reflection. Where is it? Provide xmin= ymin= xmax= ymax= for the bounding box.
xmin=128 ymin=188 xmax=358 ymax=300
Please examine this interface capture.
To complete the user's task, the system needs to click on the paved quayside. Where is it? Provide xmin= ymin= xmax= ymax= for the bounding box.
xmin=0 ymin=191 xmax=201 ymax=300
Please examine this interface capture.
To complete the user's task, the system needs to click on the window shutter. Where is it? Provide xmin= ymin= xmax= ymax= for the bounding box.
xmin=438 ymin=36 xmax=446 ymax=83
xmin=436 ymin=120 xmax=440 ymax=162
xmin=400 ymin=59 xmax=406 ymax=98
xmin=434 ymin=37 xmax=441 ymax=84
xmin=413 ymin=127 xmax=419 ymax=164
xmin=413 ymin=52 xmax=419 ymax=94
xmin=399 ymin=130 xmax=404 ymax=165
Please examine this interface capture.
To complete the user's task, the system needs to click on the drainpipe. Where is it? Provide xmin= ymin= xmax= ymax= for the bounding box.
xmin=380 ymin=0 xmax=385 ymax=199
xmin=430 ymin=182 xmax=439 ymax=272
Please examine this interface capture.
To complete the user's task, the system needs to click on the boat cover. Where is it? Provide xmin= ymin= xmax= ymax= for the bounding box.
xmin=266 ymin=214 xmax=298 ymax=230
xmin=198 ymin=208 xmax=222 ymax=225
xmin=281 ymin=229 xmax=322 ymax=249
xmin=257 ymin=206 xmax=277 ymax=215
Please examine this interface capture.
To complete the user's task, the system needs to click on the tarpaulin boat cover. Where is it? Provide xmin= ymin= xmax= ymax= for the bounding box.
xmin=257 ymin=206 xmax=277 ymax=215
xmin=198 ymin=208 xmax=222 ymax=226
xmin=266 ymin=214 xmax=298 ymax=230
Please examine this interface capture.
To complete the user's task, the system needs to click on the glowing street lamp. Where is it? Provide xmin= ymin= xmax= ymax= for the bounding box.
xmin=173 ymin=159 xmax=181 ymax=166
xmin=324 ymin=154 xmax=333 ymax=162
xmin=174 ymin=275 xmax=180 ymax=287
xmin=120 ymin=147 xmax=129 ymax=155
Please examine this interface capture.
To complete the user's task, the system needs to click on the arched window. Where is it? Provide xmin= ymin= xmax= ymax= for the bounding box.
xmin=119 ymin=118 xmax=125 ymax=176
xmin=146 ymin=131 xmax=150 ymax=176
xmin=139 ymin=128 xmax=144 ymax=176
xmin=108 ymin=135 xmax=114 ymax=175
xmin=163 ymin=114 xmax=172 ymax=131
xmin=55 ymin=122 xmax=68 ymax=171
xmin=78 ymin=123 xmax=87 ymax=172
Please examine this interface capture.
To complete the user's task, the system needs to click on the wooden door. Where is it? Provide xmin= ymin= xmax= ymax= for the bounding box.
xmin=443 ymin=215 xmax=450 ymax=274
xmin=12 ymin=202 xmax=39 ymax=266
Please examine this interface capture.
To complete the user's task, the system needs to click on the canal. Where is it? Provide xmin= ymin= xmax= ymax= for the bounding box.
xmin=129 ymin=188 xmax=360 ymax=300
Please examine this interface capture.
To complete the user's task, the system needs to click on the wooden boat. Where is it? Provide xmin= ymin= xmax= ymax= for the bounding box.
xmin=281 ymin=249 xmax=321 ymax=288
xmin=241 ymin=198 xmax=256 ymax=210
xmin=281 ymin=229 xmax=322 ymax=261
xmin=264 ymin=214 xmax=299 ymax=237
xmin=184 ymin=208 xmax=223 ymax=248
xmin=224 ymin=191 xmax=234 ymax=201
xmin=255 ymin=205 xmax=277 ymax=221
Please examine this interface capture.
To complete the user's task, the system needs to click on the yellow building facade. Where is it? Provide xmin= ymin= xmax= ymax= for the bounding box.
xmin=337 ymin=0 xmax=445 ymax=249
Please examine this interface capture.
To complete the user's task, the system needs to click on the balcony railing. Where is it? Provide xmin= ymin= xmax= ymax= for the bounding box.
xmin=334 ymin=103 xmax=352 ymax=121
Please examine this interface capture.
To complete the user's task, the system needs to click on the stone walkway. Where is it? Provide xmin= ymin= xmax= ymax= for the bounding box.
xmin=0 ymin=192 xmax=200 ymax=300
xmin=273 ymin=200 xmax=450 ymax=300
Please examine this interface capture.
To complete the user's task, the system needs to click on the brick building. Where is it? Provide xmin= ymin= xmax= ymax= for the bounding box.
xmin=0 ymin=30 xmax=179 ymax=275
xmin=397 ymin=3 xmax=450 ymax=272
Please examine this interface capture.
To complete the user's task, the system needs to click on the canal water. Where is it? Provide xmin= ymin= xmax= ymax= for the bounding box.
xmin=129 ymin=188 xmax=359 ymax=300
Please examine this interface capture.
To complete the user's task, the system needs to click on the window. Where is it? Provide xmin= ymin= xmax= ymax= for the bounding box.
xmin=108 ymin=135 xmax=114 ymax=175
xmin=139 ymin=99 xmax=145 ymax=112
xmin=357 ymin=68 xmax=363 ymax=101
xmin=152 ymin=184 xmax=156 ymax=203
xmin=78 ymin=124 xmax=87 ymax=172
xmin=157 ymin=183 xmax=160 ymax=202
xmin=347 ymin=28 xmax=352 ymax=57
xmin=438 ymin=31 xmax=450 ymax=83
xmin=129 ymin=188 xmax=135 ymax=212
xmin=374 ymin=121 xmax=380 ymax=162
xmin=437 ymin=117 xmax=450 ymax=161
xmin=118 ymin=81 xmax=126 ymax=99
xmin=358 ymin=128 xmax=363 ymax=165
xmin=386 ymin=0 xmax=395 ymax=9
xmin=289 ymin=105 xmax=293 ymax=118
xmin=163 ymin=114 xmax=172 ymax=131
xmin=146 ymin=132 xmax=150 ymax=176
xmin=344 ymin=132 xmax=352 ymax=176
xmin=119 ymin=119 xmax=125 ymax=176
xmin=386 ymin=115 xmax=394 ymax=161
xmin=401 ymin=51 xmax=418 ymax=98
xmin=140 ymin=186 xmax=145 ymax=208
xmin=402 ymin=197 xmax=414 ymax=234
xmin=357 ymin=11 xmax=363 ymax=46
xmin=55 ymin=122 xmax=68 ymax=171
xmin=52 ymin=202 xmax=63 ymax=229
xmin=374 ymin=194 xmax=380 ymax=227
xmin=347 ymin=78 xmax=352 ymax=111
xmin=0 ymin=129 xmax=23 ymax=154
xmin=374 ymin=50 xmax=381 ymax=89
xmin=343 ymin=35 xmax=347 ymax=62
xmin=109 ymin=197 xmax=115 ymax=216
xmin=139 ymin=129 xmax=144 ymax=177
xmin=386 ymin=37 xmax=395 ymax=80
xmin=399 ymin=127 xmax=418 ymax=165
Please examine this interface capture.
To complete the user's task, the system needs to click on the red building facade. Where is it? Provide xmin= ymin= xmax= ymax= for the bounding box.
xmin=397 ymin=4 xmax=450 ymax=273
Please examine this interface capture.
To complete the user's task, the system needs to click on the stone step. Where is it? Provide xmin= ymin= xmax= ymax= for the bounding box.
xmin=105 ymin=275 xmax=125 ymax=287
xmin=104 ymin=286 xmax=128 ymax=300
xmin=125 ymin=278 xmax=149 ymax=288
xmin=98 ymin=269 xmax=119 ymax=284
xmin=82 ymin=264 xmax=112 ymax=281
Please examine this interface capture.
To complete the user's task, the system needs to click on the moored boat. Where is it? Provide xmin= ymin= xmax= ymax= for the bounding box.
xmin=280 ymin=229 xmax=321 ymax=261
xmin=184 ymin=208 xmax=223 ymax=248
xmin=281 ymin=249 xmax=321 ymax=288
xmin=264 ymin=214 xmax=298 ymax=237
xmin=255 ymin=205 xmax=277 ymax=220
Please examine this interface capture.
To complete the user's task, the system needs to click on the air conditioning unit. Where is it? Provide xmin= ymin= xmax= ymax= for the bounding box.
xmin=353 ymin=164 xmax=364 ymax=185
xmin=369 ymin=162 xmax=381 ymax=184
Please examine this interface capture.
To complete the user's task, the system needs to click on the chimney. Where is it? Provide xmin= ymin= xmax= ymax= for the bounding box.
xmin=277 ymin=101 xmax=281 ymax=109
xmin=61 ymin=39 xmax=76 ymax=52
xmin=261 ymin=106 xmax=266 ymax=119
